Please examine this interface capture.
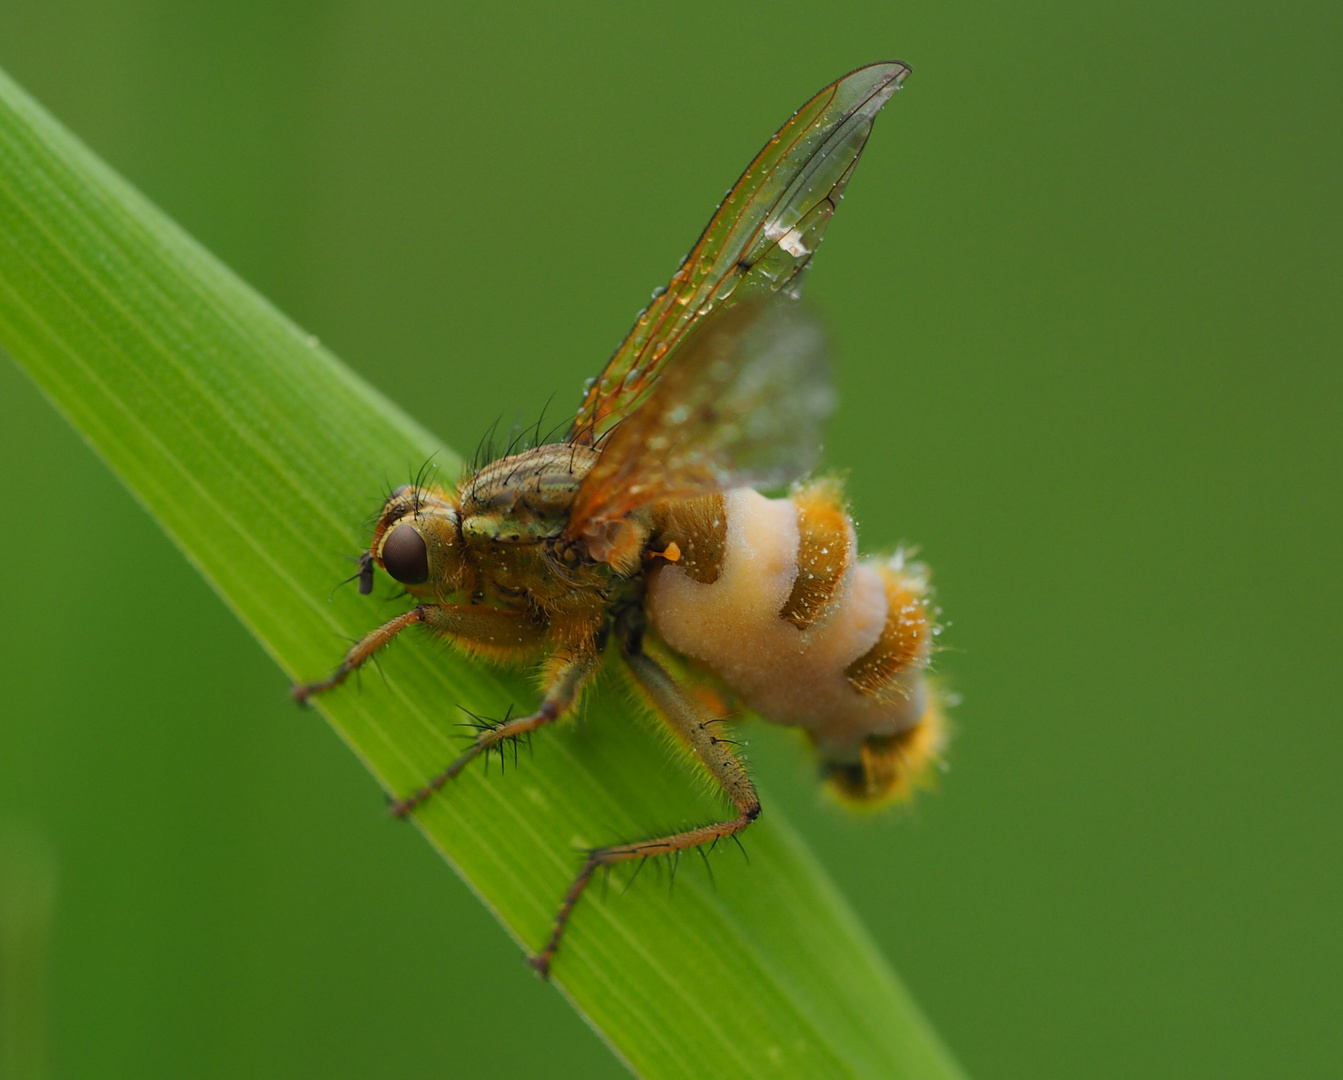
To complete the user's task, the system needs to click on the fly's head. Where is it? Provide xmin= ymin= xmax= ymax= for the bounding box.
xmin=362 ymin=484 xmax=469 ymax=599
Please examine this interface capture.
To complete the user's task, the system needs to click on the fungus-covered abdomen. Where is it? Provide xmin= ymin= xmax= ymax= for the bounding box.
xmin=646 ymin=485 xmax=939 ymax=767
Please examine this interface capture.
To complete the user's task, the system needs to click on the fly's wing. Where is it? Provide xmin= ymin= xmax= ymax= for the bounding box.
xmin=564 ymin=297 xmax=832 ymax=549
xmin=568 ymin=61 xmax=908 ymax=446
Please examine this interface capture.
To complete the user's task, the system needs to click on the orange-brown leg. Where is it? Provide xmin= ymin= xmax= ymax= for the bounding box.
xmin=292 ymin=603 xmax=546 ymax=703
xmin=293 ymin=604 xmax=589 ymax=813
xmin=529 ymin=647 xmax=759 ymax=978
xmin=390 ymin=651 xmax=598 ymax=816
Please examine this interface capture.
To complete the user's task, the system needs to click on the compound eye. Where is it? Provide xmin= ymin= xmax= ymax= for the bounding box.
xmin=381 ymin=524 xmax=429 ymax=585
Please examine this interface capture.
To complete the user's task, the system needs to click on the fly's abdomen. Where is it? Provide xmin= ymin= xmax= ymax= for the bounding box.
xmin=646 ymin=482 xmax=945 ymax=803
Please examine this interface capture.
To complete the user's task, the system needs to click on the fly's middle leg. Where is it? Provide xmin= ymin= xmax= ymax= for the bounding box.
xmin=390 ymin=650 xmax=598 ymax=816
xmin=292 ymin=603 xmax=586 ymax=814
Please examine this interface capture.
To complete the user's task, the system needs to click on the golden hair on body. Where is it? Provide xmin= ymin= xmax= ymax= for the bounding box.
xmin=295 ymin=61 xmax=945 ymax=977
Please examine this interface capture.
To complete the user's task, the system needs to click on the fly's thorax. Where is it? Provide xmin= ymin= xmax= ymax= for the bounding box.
xmin=367 ymin=484 xmax=470 ymax=599
xmin=453 ymin=443 xmax=657 ymax=608
xmin=455 ymin=445 xmax=600 ymax=568
xmin=460 ymin=510 xmax=566 ymax=547
xmin=460 ymin=444 xmax=599 ymax=524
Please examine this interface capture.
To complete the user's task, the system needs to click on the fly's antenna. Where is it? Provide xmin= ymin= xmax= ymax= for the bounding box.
xmin=329 ymin=549 xmax=373 ymax=601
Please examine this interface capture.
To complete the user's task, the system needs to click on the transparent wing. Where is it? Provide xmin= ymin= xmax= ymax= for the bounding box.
xmin=568 ymin=60 xmax=908 ymax=446
xmin=565 ymin=297 xmax=833 ymax=545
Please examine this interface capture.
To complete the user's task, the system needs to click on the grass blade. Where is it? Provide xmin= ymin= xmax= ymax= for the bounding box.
xmin=0 ymin=66 xmax=965 ymax=1080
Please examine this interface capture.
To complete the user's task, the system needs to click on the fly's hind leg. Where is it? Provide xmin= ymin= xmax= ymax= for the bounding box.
xmin=529 ymin=641 xmax=759 ymax=978
xmin=390 ymin=650 xmax=598 ymax=816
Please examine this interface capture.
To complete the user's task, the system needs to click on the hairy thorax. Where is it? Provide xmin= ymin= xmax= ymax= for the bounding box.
xmin=455 ymin=445 xmax=635 ymax=618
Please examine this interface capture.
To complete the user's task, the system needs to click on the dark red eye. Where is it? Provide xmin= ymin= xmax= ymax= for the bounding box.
xmin=381 ymin=524 xmax=429 ymax=585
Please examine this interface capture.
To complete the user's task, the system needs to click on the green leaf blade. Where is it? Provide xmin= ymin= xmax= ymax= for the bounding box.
xmin=0 ymin=65 xmax=965 ymax=1080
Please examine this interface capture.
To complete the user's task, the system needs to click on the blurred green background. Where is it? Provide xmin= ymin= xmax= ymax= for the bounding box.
xmin=1 ymin=2 xmax=1339 ymax=1078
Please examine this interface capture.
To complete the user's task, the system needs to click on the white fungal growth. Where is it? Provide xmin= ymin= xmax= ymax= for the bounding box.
xmin=647 ymin=489 xmax=925 ymax=761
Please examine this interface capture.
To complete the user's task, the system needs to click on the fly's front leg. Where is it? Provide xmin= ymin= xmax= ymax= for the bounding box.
xmin=292 ymin=607 xmax=428 ymax=702
xmin=529 ymin=644 xmax=759 ymax=978
xmin=292 ymin=603 xmax=545 ymax=704
xmin=390 ymin=649 xmax=598 ymax=817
